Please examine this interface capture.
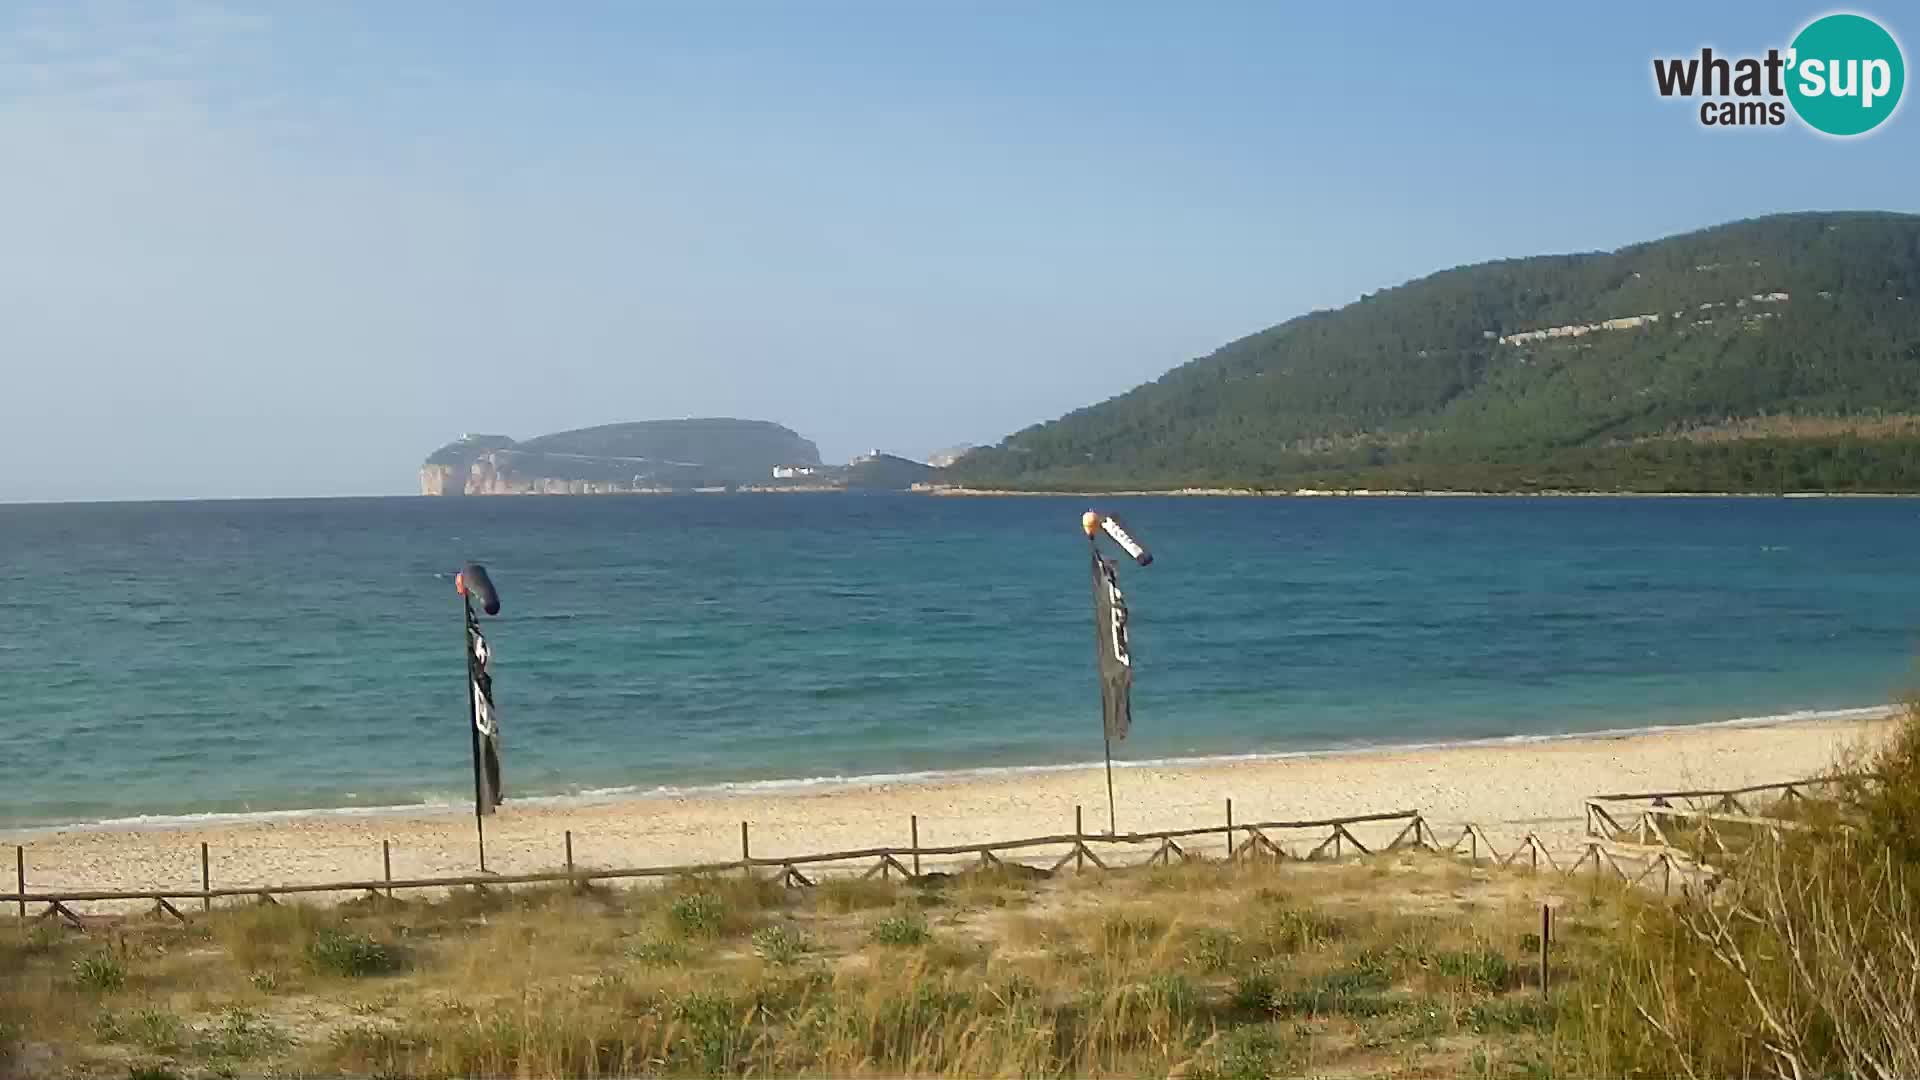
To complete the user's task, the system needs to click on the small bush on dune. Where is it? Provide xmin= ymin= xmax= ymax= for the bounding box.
xmin=1143 ymin=972 xmax=1198 ymax=1016
xmin=667 ymin=892 xmax=727 ymax=939
xmin=627 ymin=937 xmax=688 ymax=966
xmin=870 ymin=912 xmax=931 ymax=946
xmin=1229 ymin=968 xmax=1277 ymax=1012
xmin=71 ymin=951 xmax=127 ymax=992
xmin=1185 ymin=927 xmax=1242 ymax=972
xmin=1192 ymin=1024 xmax=1295 ymax=1080
xmin=1429 ymin=947 xmax=1514 ymax=993
xmin=751 ymin=924 xmax=809 ymax=966
xmin=197 ymin=1006 xmax=289 ymax=1059
xmin=307 ymin=929 xmax=398 ymax=977
xmin=126 ymin=1008 xmax=187 ymax=1052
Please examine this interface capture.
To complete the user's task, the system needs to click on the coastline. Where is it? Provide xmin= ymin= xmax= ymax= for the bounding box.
xmin=14 ymin=706 xmax=1898 ymax=909
xmin=919 ymin=486 xmax=1920 ymax=498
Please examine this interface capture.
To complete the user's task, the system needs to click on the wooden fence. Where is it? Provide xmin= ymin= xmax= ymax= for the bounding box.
xmin=1575 ymin=775 xmax=1874 ymax=894
xmin=7 ymin=806 xmax=1434 ymax=928
xmin=11 ymin=789 xmax=1783 ymax=931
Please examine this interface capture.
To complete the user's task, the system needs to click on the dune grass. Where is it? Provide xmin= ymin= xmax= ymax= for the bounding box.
xmin=20 ymin=694 xmax=1920 ymax=1080
xmin=3 ymin=849 xmax=1630 ymax=1078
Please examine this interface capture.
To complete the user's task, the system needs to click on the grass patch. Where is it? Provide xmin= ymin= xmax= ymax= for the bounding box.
xmin=667 ymin=892 xmax=728 ymax=939
xmin=1431 ymin=946 xmax=1516 ymax=992
xmin=870 ymin=912 xmax=932 ymax=946
xmin=750 ymin=924 xmax=809 ymax=965
xmin=0 ymin=837 xmax=1669 ymax=1077
xmin=71 ymin=951 xmax=127 ymax=992
xmin=627 ymin=937 xmax=689 ymax=966
xmin=813 ymin=876 xmax=898 ymax=913
xmin=306 ymin=928 xmax=399 ymax=977
xmin=126 ymin=1008 xmax=188 ymax=1053
xmin=197 ymin=1006 xmax=289 ymax=1059
xmin=1192 ymin=1024 xmax=1298 ymax=1080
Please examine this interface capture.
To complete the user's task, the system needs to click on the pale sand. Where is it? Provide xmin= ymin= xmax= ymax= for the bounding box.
xmin=11 ymin=710 xmax=1896 ymax=911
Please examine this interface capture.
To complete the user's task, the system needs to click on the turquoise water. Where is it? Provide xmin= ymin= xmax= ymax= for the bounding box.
xmin=2 ymin=494 xmax=1917 ymax=830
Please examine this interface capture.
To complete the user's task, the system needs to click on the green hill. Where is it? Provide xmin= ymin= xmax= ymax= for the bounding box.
xmin=845 ymin=453 xmax=935 ymax=490
xmin=948 ymin=211 xmax=1920 ymax=492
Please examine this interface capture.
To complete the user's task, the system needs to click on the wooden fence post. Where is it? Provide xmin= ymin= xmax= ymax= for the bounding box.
xmin=910 ymin=816 xmax=920 ymax=877
xmin=1540 ymin=904 xmax=1552 ymax=996
xmin=564 ymin=831 xmax=575 ymax=889
xmin=382 ymin=840 xmax=393 ymax=900
xmin=1074 ymin=806 xmax=1085 ymax=872
xmin=1226 ymin=799 xmax=1234 ymax=863
xmin=740 ymin=821 xmax=751 ymax=877
xmin=15 ymin=846 xmax=23 ymax=922
xmin=200 ymin=842 xmax=211 ymax=913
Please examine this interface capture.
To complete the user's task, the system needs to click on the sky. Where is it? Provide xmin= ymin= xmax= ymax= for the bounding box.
xmin=1 ymin=2 xmax=1916 ymax=502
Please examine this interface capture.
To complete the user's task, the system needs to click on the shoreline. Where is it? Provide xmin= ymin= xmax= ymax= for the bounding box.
xmin=13 ymin=706 xmax=1900 ymax=908
xmin=919 ymin=486 xmax=1920 ymax=498
xmin=5 ymin=704 xmax=1897 ymax=839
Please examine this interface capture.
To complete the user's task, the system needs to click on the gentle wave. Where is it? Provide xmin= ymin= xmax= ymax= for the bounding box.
xmin=9 ymin=704 xmax=1896 ymax=837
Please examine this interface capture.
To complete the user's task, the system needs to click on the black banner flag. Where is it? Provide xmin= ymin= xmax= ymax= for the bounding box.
xmin=458 ymin=564 xmax=505 ymax=815
xmin=465 ymin=603 xmax=504 ymax=811
xmin=1089 ymin=544 xmax=1134 ymax=742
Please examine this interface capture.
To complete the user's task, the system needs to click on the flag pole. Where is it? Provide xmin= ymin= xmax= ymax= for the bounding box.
xmin=463 ymin=593 xmax=487 ymax=873
xmin=1103 ymin=732 xmax=1117 ymax=834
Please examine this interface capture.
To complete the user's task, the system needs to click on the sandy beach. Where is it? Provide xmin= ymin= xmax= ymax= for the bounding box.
xmin=11 ymin=709 xmax=1896 ymax=911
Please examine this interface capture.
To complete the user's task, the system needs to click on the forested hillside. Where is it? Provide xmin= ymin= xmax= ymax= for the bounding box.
xmin=949 ymin=212 xmax=1920 ymax=491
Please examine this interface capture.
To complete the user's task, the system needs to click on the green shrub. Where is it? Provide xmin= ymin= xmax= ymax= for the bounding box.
xmin=90 ymin=1010 xmax=126 ymax=1041
xmin=1269 ymin=965 xmax=1401 ymax=1018
xmin=1194 ymin=1024 xmax=1294 ymax=1080
xmin=1432 ymin=948 xmax=1514 ymax=993
xmin=751 ymin=924 xmax=809 ymax=965
xmin=197 ymin=1006 xmax=289 ymax=1059
xmin=1144 ymin=972 xmax=1198 ymax=1015
xmin=127 ymin=1008 xmax=187 ymax=1052
xmin=1186 ymin=927 xmax=1243 ymax=971
xmin=71 ymin=951 xmax=127 ymax=991
xmin=1230 ymin=968 xmax=1277 ymax=1011
xmin=307 ymin=929 xmax=397 ymax=976
xmin=1467 ymin=995 xmax=1555 ymax=1033
xmin=668 ymin=892 xmax=726 ymax=939
xmin=870 ymin=913 xmax=931 ymax=946
xmin=627 ymin=938 xmax=688 ymax=966
xmin=669 ymin=990 xmax=746 ymax=1074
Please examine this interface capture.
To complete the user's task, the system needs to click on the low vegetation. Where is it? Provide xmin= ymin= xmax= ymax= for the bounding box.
xmin=6 ymin=703 xmax=1919 ymax=1077
xmin=0 ymin=839 xmax=1644 ymax=1078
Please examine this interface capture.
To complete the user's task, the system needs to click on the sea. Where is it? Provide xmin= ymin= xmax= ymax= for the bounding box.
xmin=2 ymin=494 xmax=1917 ymax=832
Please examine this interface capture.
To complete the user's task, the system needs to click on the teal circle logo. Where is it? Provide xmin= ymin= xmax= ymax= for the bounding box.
xmin=1787 ymin=13 xmax=1905 ymax=136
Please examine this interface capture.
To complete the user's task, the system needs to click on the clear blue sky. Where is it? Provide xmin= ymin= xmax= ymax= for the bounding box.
xmin=2 ymin=2 xmax=1914 ymax=501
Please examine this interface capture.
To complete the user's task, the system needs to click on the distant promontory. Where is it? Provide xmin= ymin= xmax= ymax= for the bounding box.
xmin=420 ymin=419 xmax=935 ymax=494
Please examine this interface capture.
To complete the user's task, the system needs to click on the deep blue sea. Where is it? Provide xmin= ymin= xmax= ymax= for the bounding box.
xmin=3 ymin=494 xmax=1917 ymax=831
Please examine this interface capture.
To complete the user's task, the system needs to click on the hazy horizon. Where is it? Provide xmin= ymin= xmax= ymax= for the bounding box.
xmin=4 ymin=2 xmax=1917 ymax=503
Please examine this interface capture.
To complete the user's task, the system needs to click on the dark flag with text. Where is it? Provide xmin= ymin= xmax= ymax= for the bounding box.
xmin=465 ymin=603 xmax=504 ymax=812
xmin=1089 ymin=547 xmax=1134 ymax=741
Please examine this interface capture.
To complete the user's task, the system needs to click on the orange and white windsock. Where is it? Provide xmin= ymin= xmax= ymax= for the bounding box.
xmin=1081 ymin=510 xmax=1152 ymax=566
